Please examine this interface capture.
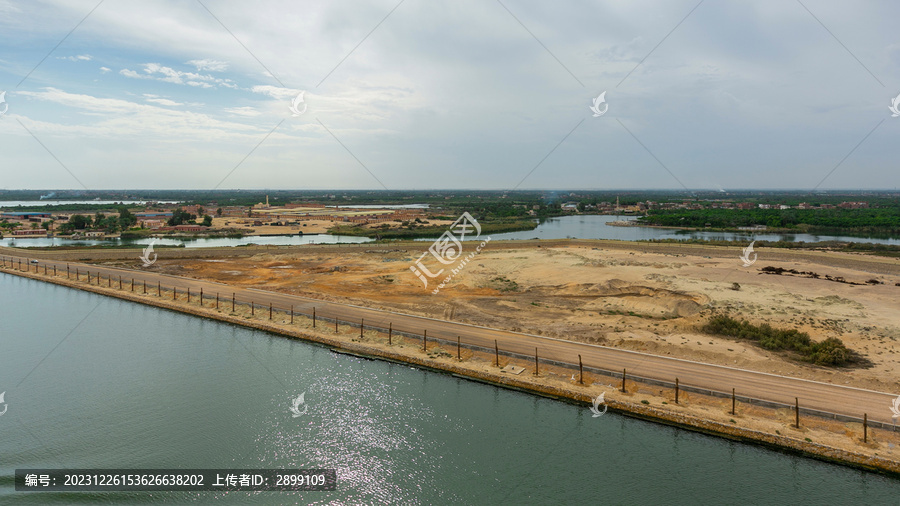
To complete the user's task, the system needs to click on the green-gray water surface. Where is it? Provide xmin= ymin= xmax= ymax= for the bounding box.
xmin=1 ymin=274 xmax=898 ymax=504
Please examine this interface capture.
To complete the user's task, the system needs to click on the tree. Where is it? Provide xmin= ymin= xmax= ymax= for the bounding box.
xmin=201 ymin=215 xmax=212 ymax=227
xmin=118 ymin=207 xmax=137 ymax=229
xmin=70 ymin=214 xmax=93 ymax=230
xmin=167 ymin=208 xmax=196 ymax=226
xmin=216 ymin=207 xmax=223 ymax=217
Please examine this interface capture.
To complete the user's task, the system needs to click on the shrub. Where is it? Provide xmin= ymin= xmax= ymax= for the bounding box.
xmin=702 ymin=315 xmax=852 ymax=366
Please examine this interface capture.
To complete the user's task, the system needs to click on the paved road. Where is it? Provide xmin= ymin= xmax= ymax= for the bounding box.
xmin=3 ymin=253 xmax=898 ymax=426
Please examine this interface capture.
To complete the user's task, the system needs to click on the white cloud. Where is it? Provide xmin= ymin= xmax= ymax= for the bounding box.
xmin=57 ymin=54 xmax=92 ymax=61
xmin=224 ymin=106 xmax=261 ymax=117
xmin=143 ymin=94 xmax=183 ymax=106
xmin=99 ymin=66 xmax=111 ymax=73
xmin=119 ymin=63 xmax=237 ymax=89
xmin=187 ymin=59 xmax=229 ymax=72
xmin=251 ymin=85 xmax=302 ymax=100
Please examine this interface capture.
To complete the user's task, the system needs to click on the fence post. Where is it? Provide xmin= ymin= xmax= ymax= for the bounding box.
xmin=251 ymin=301 xmax=254 ymax=316
xmin=232 ymin=293 xmax=235 ymax=312
xmin=533 ymin=347 xmax=538 ymax=376
xmin=200 ymin=288 xmax=203 ymax=305
xmin=795 ymin=398 xmax=800 ymax=428
xmin=457 ymin=336 xmax=461 ymax=360
xmin=173 ymin=287 xmax=177 ymax=300
xmin=731 ymin=388 xmax=736 ymax=415
xmin=621 ymin=368 xmax=626 ymax=393
xmin=216 ymin=292 xmax=219 ymax=310
xmin=143 ymin=280 xmax=147 ymax=294
xmin=157 ymin=281 xmax=160 ymax=297
xmin=578 ymin=354 xmax=584 ymax=385
xmin=360 ymin=319 xmax=364 ymax=338
xmin=131 ymin=278 xmax=134 ymax=291
xmin=313 ymin=307 xmax=316 ymax=328
xmin=335 ymin=317 xmax=338 ymax=332
xmin=675 ymin=378 xmax=679 ymax=404
xmin=422 ymin=329 xmax=427 ymax=352
xmin=118 ymin=276 xmax=122 ymax=290
xmin=290 ymin=305 xmax=293 ymax=324
xmin=269 ymin=302 xmax=272 ymax=320
xmin=494 ymin=340 xmax=499 ymax=367
xmin=67 ymin=265 xmax=70 ymax=278
xmin=864 ymin=413 xmax=868 ymax=443
xmin=187 ymin=288 xmax=190 ymax=303
xmin=388 ymin=322 xmax=392 ymax=345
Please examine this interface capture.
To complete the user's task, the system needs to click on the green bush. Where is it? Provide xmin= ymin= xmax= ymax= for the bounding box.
xmin=702 ymin=315 xmax=852 ymax=366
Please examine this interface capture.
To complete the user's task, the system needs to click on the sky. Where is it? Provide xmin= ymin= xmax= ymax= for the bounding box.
xmin=0 ymin=0 xmax=899 ymax=191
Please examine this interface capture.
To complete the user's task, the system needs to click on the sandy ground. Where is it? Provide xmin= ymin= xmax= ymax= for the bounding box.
xmin=127 ymin=242 xmax=900 ymax=395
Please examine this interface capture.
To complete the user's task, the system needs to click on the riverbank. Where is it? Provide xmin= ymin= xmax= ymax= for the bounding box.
xmin=3 ymin=263 xmax=898 ymax=477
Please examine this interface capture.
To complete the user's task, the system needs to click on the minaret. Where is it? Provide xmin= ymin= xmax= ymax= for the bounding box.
xmin=266 ymin=195 xmax=270 ymax=207
xmin=616 ymin=196 xmax=620 ymax=211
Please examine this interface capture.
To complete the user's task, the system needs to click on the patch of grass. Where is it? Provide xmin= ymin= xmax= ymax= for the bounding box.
xmin=641 ymin=400 xmax=650 ymax=405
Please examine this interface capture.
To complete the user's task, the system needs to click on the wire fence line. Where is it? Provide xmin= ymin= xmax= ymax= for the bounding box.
xmin=1 ymin=254 xmax=897 ymax=434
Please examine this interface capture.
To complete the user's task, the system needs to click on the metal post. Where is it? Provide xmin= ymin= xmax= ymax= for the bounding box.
xmin=423 ymin=329 xmax=427 ymax=352
xmin=216 ymin=293 xmax=219 ymax=309
xmin=54 ymin=265 xmax=57 ymax=276
xmin=578 ymin=354 xmax=584 ymax=385
xmin=335 ymin=318 xmax=338 ymax=332
xmin=731 ymin=388 xmax=736 ymax=415
xmin=200 ymin=288 xmax=203 ymax=305
xmin=232 ymin=293 xmax=235 ymax=312
xmin=675 ymin=378 xmax=679 ymax=404
xmin=795 ymin=398 xmax=800 ymax=428
xmin=457 ymin=336 xmax=461 ymax=360
xmin=67 ymin=265 xmax=70 ymax=278
xmin=313 ymin=307 xmax=316 ymax=328
xmin=76 ymin=268 xmax=79 ymax=280
xmin=251 ymin=302 xmax=254 ymax=316
xmin=143 ymin=280 xmax=147 ymax=294
xmin=621 ymin=368 xmax=626 ymax=393
xmin=173 ymin=287 xmax=177 ymax=300
xmin=118 ymin=276 xmax=122 ymax=289
xmin=157 ymin=281 xmax=161 ymax=297
xmin=494 ymin=340 xmax=499 ymax=367
xmin=269 ymin=302 xmax=272 ymax=320
xmin=107 ymin=276 xmax=111 ymax=287
xmin=360 ymin=319 xmax=364 ymax=338
xmin=290 ymin=305 xmax=293 ymax=324
xmin=388 ymin=322 xmax=391 ymax=345
xmin=131 ymin=278 xmax=134 ymax=291
xmin=863 ymin=413 xmax=868 ymax=443
xmin=187 ymin=289 xmax=190 ymax=303
xmin=533 ymin=347 xmax=538 ymax=376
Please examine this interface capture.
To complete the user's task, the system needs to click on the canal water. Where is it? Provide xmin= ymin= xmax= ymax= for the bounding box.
xmin=1 ymin=274 xmax=897 ymax=504
xmin=4 ymin=215 xmax=900 ymax=249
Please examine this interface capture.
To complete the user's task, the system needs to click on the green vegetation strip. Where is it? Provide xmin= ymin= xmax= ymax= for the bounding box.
xmin=702 ymin=315 xmax=853 ymax=366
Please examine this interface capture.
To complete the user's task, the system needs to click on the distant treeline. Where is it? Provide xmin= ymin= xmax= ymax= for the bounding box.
xmin=329 ymin=218 xmax=538 ymax=239
xmin=640 ymin=208 xmax=900 ymax=235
